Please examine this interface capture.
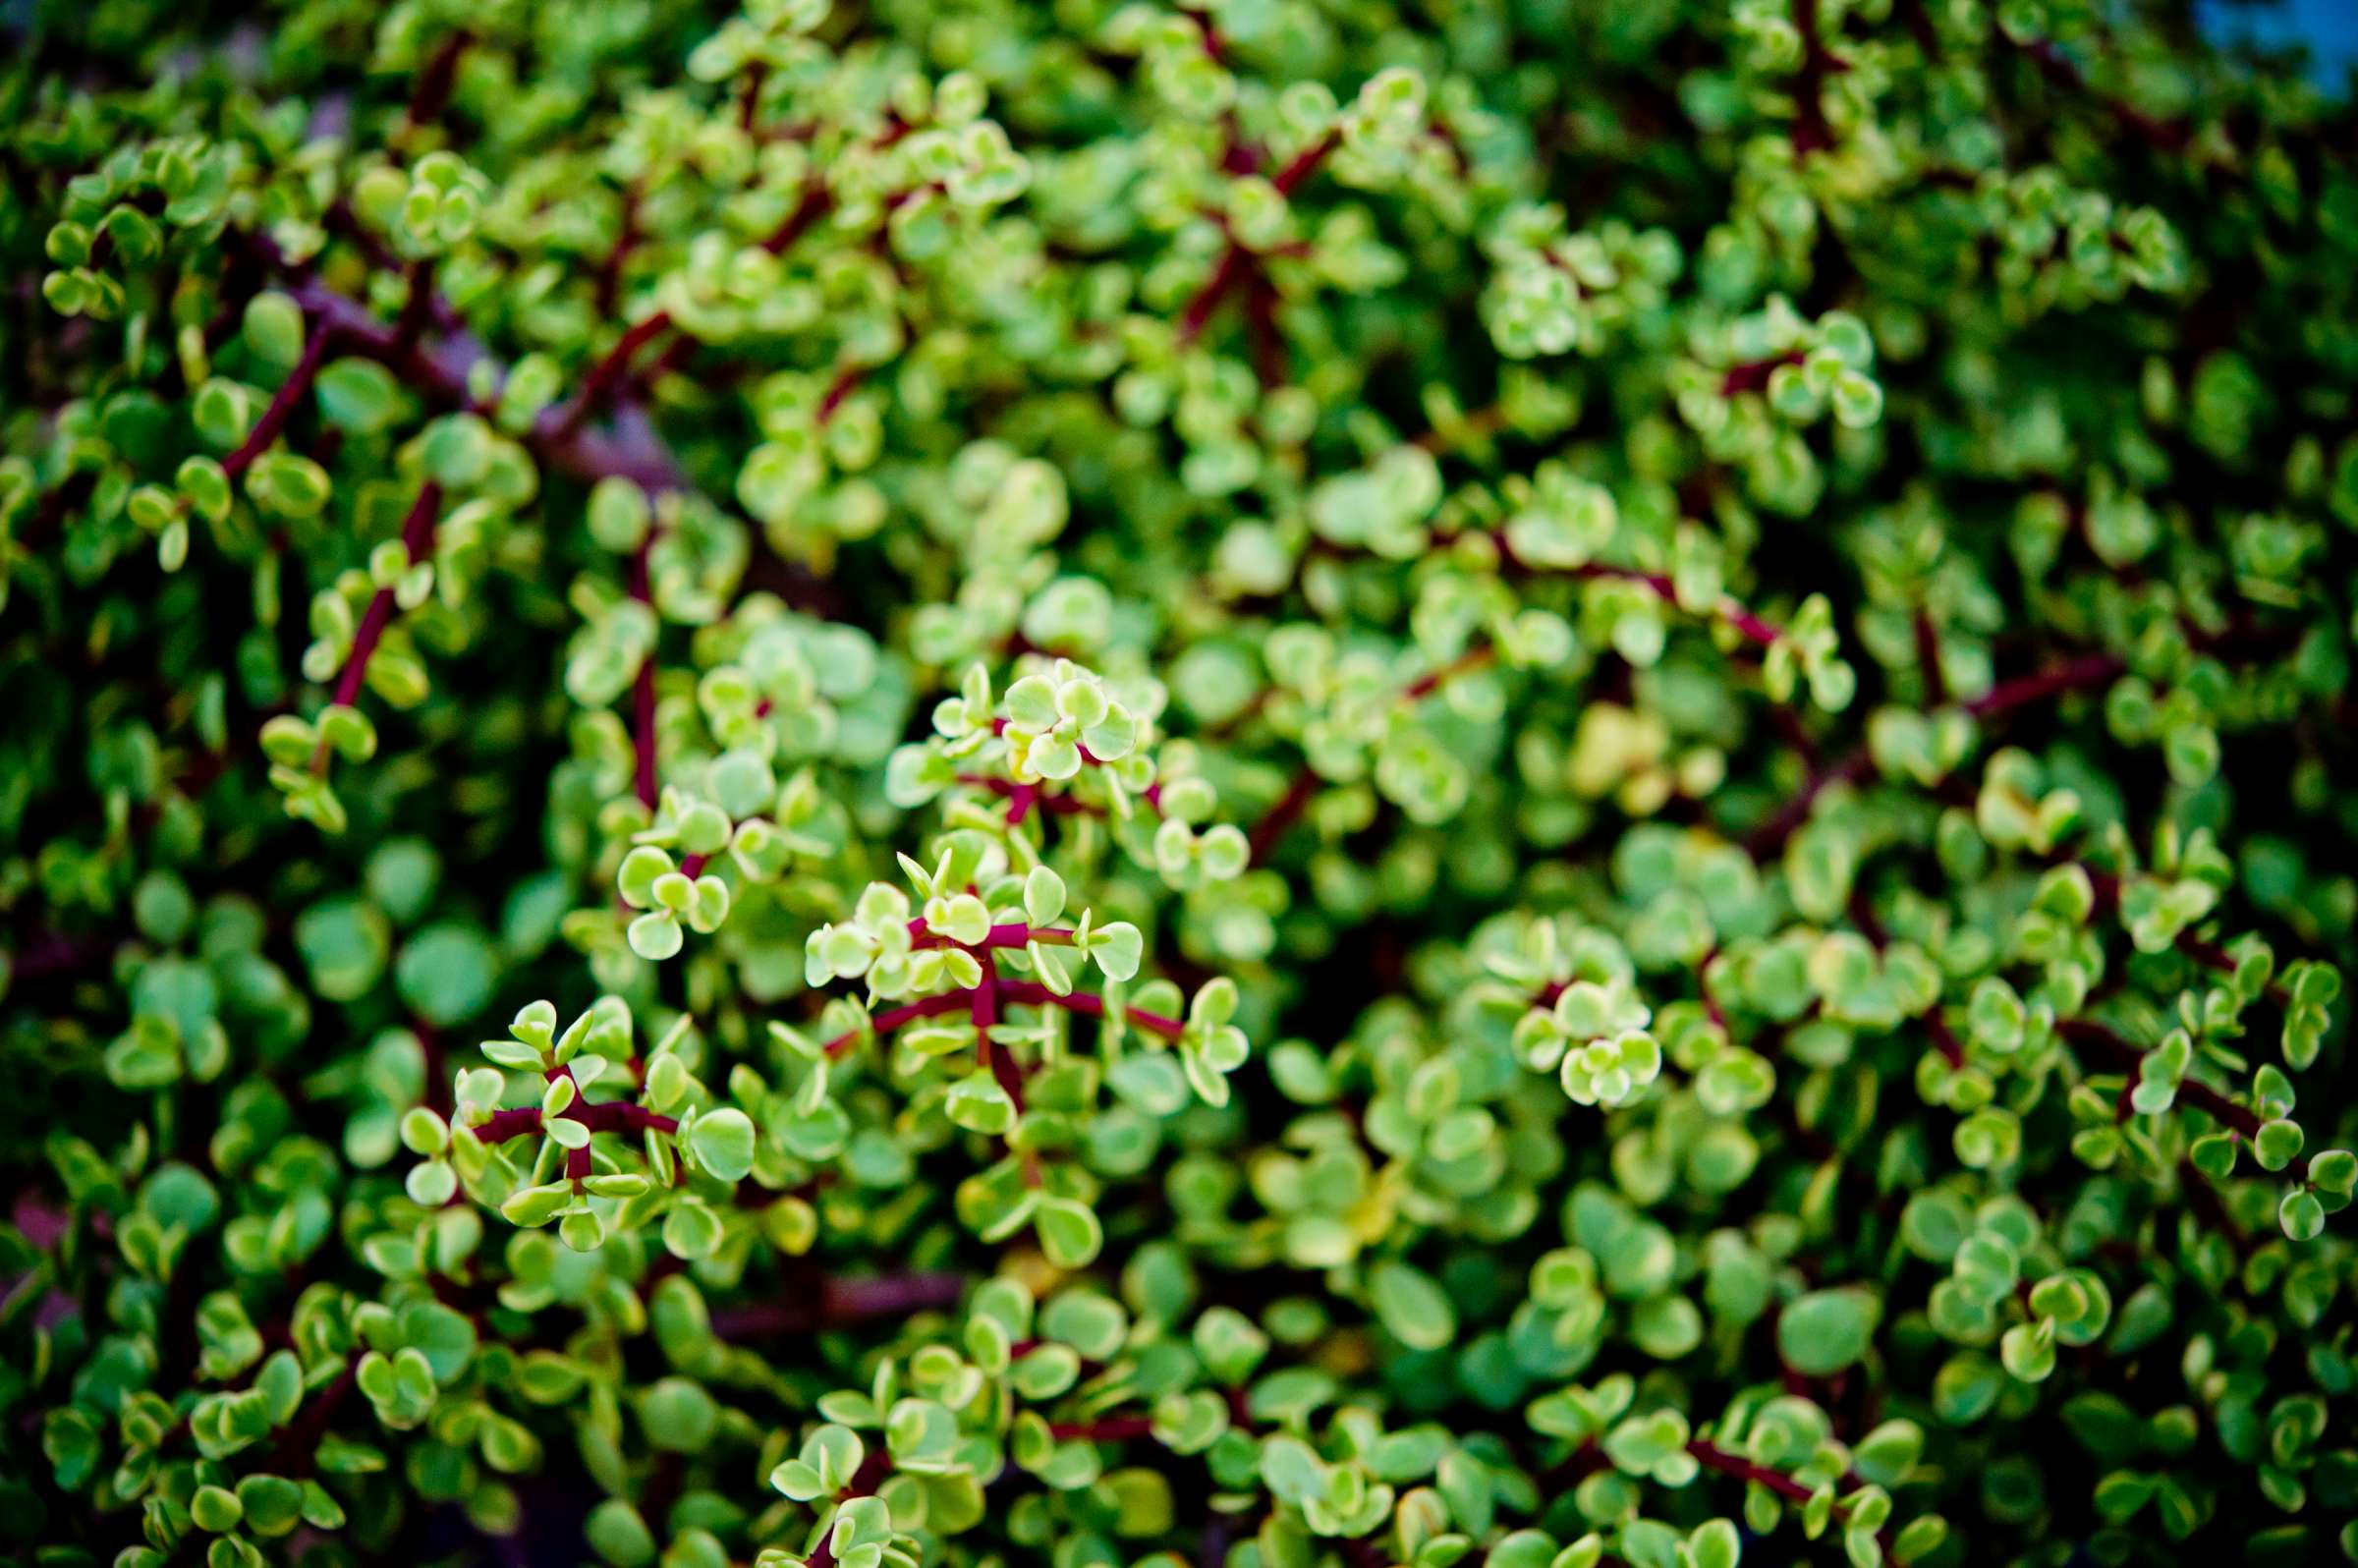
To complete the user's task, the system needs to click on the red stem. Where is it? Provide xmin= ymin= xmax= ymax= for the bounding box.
xmin=816 ymin=364 xmax=865 ymax=425
xmin=1688 ymin=1440 xmax=1891 ymax=1551
xmin=1719 ymin=349 xmax=1806 ymax=397
xmin=1745 ymin=752 xmax=1874 ymax=859
xmin=2007 ymin=34 xmax=2191 ymax=151
xmin=1962 ymin=653 xmax=2125 ymax=717
xmin=472 ymin=1097 xmax=682 ymax=1146
xmin=1928 ymin=1010 xmax=1965 ymax=1068
xmin=475 ymin=1105 xmax=544 ymax=1142
xmin=267 ymin=1356 xmax=360 ymax=1479
xmin=1048 ymin=1415 xmax=1156 ymax=1442
xmin=615 ymin=1103 xmax=681 ymax=1135
xmin=1687 ymin=1439 xmax=1814 ymax=1504
xmin=821 ymin=991 xmax=971 ymax=1058
xmin=594 ymin=185 xmax=641 ymax=317
xmin=630 ymin=543 xmax=659 ymax=809
xmin=1271 ymin=129 xmax=1340 ymax=196
xmin=309 ymin=482 xmax=442 ymax=775
xmin=971 ymin=951 xmax=1030 ymax=1118
xmin=961 ymin=774 xmax=1097 ymax=818
xmin=1747 ymin=651 xmax=2122 ymax=857
xmin=971 ymin=951 xmax=998 ymax=1034
xmin=2172 ymin=930 xmax=2293 ymax=1005
xmin=908 ymin=921 xmax=1078 ymax=950
xmin=1251 ymin=647 xmax=1493 ymax=864
xmin=1901 ymin=0 xmax=1941 ymax=58
xmin=2 ymin=931 xmax=119 ymax=981
xmin=820 ymin=1273 xmax=967 ymax=1321
xmin=1722 ymin=603 xmax=1784 ymax=649
xmin=555 ymin=312 xmax=674 ymax=439
xmin=1176 ymin=246 xmax=1252 ymax=346
xmin=2060 ymin=1020 xmax=2310 ymax=1180
xmin=334 ymin=481 xmax=441 ymax=709
xmin=404 ymin=30 xmax=473 ymax=129
xmin=761 ymin=182 xmax=835 ymax=255
xmin=631 ymin=663 xmax=658 ymax=809
xmin=1788 ymin=0 xmax=1846 ymax=153
xmin=394 ymin=257 xmax=437 ymax=345
xmin=1182 ymin=5 xmax=1229 ymax=64
xmin=246 ymin=230 xmax=685 ymax=493
xmin=2070 ymin=866 xmax=2291 ymax=1005
xmin=1245 ymin=767 xmax=1319 ymax=867
xmin=1578 ymin=560 xmax=1778 ymax=642
xmin=1244 ymin=267 xmax=1286 ymax=387
xmin=1913 ymin=611 xmax=1946 ymax=704
xmin=707 ymin=1278 xmax=965 ymax=1343
xmin=996 ymin=980 xmax=1186 ymax=1041
xmin=222 ymin=323 xmax=331 ymax=479
xmin=987 ymin=1022 xmax=1028 ymax=1112
xmin=1404 ymin=644 xmax=1495 ymax=700
xmin=239 ymin=226 xmax=842 ymax=615
xmin=739 ymin=64 xmax=768 ymax=133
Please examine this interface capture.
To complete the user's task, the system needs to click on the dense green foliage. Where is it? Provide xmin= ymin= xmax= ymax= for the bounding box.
xmin=6 ymin=2 xmax=2358 ymax=1567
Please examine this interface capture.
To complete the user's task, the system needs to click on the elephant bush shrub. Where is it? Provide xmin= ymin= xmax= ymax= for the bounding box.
xmin=5 ymin=1 xmax=2358 ymax=1566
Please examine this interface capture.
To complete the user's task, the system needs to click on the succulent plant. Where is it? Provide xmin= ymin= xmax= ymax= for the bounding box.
xmin=5 ymin=2 xmax=2357 ymax=1567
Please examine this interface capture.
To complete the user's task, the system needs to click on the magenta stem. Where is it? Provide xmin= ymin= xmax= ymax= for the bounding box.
xmin=821 ymin=990 xmax=969 ymax=1058
xmin=330 ymin=482 xmax=442 ymax=710
xmin=1271 ymin=128 xmax=1340 ymax=196
xmin=223 ymin=323 xmax=332 ymax=478
xmin=1246 ymin=767 xmax=1319 ymax=867
xmin=1744 ymin=752 xmax=1874 ymax=858
xmin=629 ymin=543 xmax=659 ymax=810
xmin=2059 ymin=1020 xmax=2309 ymax=1180
xmin=906 ymin=920 xmax=1078 ymax=950
xmin=1962 ymin=653 xmax=2125 ymax=717
xmin=554 ymin=311 xmax=673 ymax=438
xmin=470 ymin=1097 xmax=681 ymax=1145
xmin=1249 ymin=646 xmax=1492 ymax=864
xmin=996 ymin=980 xmax=1186 ymax=1041
xmin=1048 ymin=1415 xmax=1156 ymax=1442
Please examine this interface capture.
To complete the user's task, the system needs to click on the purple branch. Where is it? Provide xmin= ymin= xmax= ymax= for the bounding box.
xmin=706 ymin=1272 xmax=966 ymax=1340
xmin=760 ymin=181 xmax=835 ymax=255
xmin=997 ymin=980 xmax=1187 ymax=1041
xmin=1176 ymin=245 xmax=1252 ymax=346
xmin=1719 ymin=348 xmax=1806 ymax=396
xmin=2060 ymin=1020 xmax=2310 ymax=1180
xmin=267 ymin=1356 xmax=360 ymax=1480
xmin=2006 ymin=33 xmax=2191 ymax=151
xmin=1245 ymin=766 xmax=1319 ymax=866
xmin=1962 ymin=653 xmax=2125 ymax=717
xmin=907 ymin=920 xmax=1078 ymax=950
xmin=1577 ymin=564 xmax=1782 ymax=648
xmin=474 ymin=1106 xmax=545 ymax=1142
xmin=404 ymin=30 xmax=473 ymax=130
xmin=1749 ymin=652 xmax=2122 ymax=857
xmin=1744 ymin=751 xmax=1874 ymax=859
xmin=819 ymin=991 xmax=969 ymax=1057
xmin=1689 ymin=1438 xmax=1892 ymax=1553
xmin=328 ymin=481 xmax=441 ymax=710
xmin=1048 ymin=1415 xmax=1156 ymax=1442
xmin=629 ymin=541 xmax=660 ymax=809
xmin=245 ymin=230 xmax=689 ymax=493
xmin=1271 ymin=128 xmax=1340 ymax=196
xmin=221 ymin=323 xmax=331 ymax=479
xmin=553 ymin=311 xmax=673 ymax=439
